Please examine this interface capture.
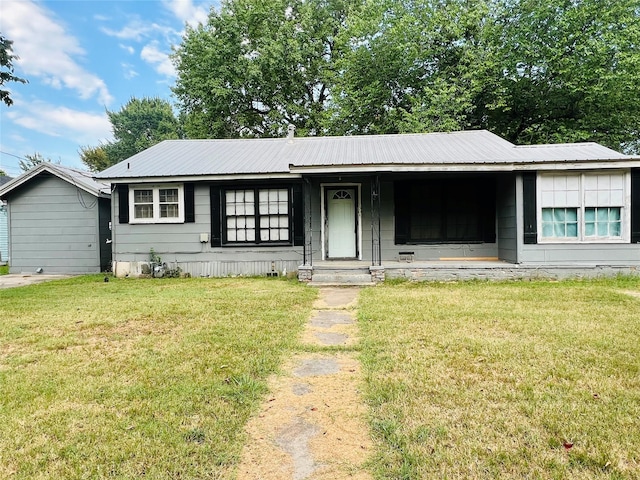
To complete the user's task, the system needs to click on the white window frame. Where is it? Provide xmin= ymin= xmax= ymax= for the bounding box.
xmin=537 ymin=171 xmax=630 ymax=243
xmin=129 ymin=184 xmax=184 ymax=224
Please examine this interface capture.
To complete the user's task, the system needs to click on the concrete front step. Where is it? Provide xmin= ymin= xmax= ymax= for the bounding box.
xmin=310 ymin=272 xmax=374 ymax=285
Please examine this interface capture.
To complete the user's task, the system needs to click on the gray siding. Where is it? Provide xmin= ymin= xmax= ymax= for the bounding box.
xmin=0 ymin=206 xmax=8 ymax=262
xmin=7 ymin=173 xmax=103 ymax=274
xmin=497 ymin=174 xmax=517 ymax=262
xmin=307 ymin=177 xmax=499 ymax=263
xmin=515 ymin=174 xmax=640 ymax=266
xmin=112 ymin=184 xmax=304 ymax=275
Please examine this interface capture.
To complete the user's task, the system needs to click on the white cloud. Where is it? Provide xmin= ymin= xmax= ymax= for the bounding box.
xmin=5 ymin=102 xmax=112 ymax=145
xmin=119 ymin=44 xmax=135 ymax=55
xmin=122 ymin=63 xmax=139 ymax=80
xmin=163 ymin=0 xmax=209 ymax=28
xmin=101 ymin=19 xmax=157 ymax=41
xmin=0 ymin=0 xmax=114 ymax=106
xmin=141 ymin=42 xmax=176 ymax=77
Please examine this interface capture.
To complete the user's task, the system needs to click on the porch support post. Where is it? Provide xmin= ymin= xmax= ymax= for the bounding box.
xmin=370 ymin=175 xmax=382 ymax=266
xmin=303 ymin=178 xmax=313 ymax=266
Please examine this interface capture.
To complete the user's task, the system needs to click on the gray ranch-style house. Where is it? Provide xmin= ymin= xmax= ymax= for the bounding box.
xmin=0 ymin=163 xmax=112 ymax=274
xmin=96 ymin=130 xmax=640 ymax=282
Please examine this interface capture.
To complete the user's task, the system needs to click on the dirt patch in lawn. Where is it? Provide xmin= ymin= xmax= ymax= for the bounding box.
xmin=236 ymin=287 xmax=373 ymax=480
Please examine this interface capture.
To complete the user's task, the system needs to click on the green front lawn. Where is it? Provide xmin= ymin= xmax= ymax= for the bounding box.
xmin=359 ymin=278 xmax=640 ymax=479
xmin=0 ymin=264 xmax=9 ymax=275
xmin=2 ymin=275 xmax=639 ymax=479
xmin=0 ymin=276 xmax=316 ymax=479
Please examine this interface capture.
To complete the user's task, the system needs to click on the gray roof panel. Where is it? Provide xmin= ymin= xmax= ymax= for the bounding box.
xmin=96 ymin=130 xmax=635 ymax=180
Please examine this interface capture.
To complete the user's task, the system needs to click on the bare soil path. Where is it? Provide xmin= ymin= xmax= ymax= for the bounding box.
xmin=236 ymin=287 xmax=373 ymax=480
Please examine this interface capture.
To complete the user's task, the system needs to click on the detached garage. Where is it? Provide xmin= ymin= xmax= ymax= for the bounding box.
xmin=0 ymin=163 xmax=111 ymax=274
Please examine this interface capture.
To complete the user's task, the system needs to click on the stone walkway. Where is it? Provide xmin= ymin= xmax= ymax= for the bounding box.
xmin=236 ymin=287 xmax=372 ymax=480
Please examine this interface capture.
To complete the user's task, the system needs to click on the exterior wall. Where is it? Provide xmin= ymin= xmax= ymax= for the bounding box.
xmin=497 ymin=174 xmax=517 ymax=263
xmin=306 ymin=175 xmax=500 ymax=264
xmin=0 ymin=204 xmax=8 ymax=263
xmin=7 ymin=173 xmax=103 ymax=274
xmin=515 ymin=172 xmax=640 ymax=266
xmin=112 ymin=183 xmax=303 ymax=277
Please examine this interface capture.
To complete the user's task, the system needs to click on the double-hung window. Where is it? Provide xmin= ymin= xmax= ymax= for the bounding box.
xmin=223 ymin=187 xmax=290 ymax=244
xmin=538 ymin=172 xmax=629 ymax=243
xmin=129 ymin=185 xmax=184 ymax=223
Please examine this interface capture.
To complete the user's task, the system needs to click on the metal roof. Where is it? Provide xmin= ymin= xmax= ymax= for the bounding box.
xmin=96 ymin=130 xmax=636 ymax=180
xmin=0 ymin=163 xmax=111 ymax=199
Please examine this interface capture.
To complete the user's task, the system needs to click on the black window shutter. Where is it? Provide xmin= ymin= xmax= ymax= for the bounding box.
xmin=117 ymin=184 xmax=129 ymax=224
xmin=184 ymin=183 xmax=195 ymax=223
xmin=632 ymin=169 xmax=640 ymax=243
xmin=522 ymin=172 xmax=537 ymax=244
xmin=292 ymin=183 xmax=304 ymax=246
xmin=210 ymin=185 xmax=222 ymax=247
xmin=394 ymin=181 xmax=410 ymax=245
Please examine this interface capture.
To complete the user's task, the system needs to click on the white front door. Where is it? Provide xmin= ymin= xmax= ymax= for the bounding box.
xmin=327 ymin=188 xmax=357 ymax=258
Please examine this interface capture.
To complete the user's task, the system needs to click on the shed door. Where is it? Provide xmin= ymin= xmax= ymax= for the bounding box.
xmin=327 ymin=188 xmax=357 ymax=258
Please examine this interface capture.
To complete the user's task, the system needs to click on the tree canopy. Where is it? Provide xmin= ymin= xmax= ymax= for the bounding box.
xmin=0 ymin=33 xmax=27 ymax=107
xmin=171 ymin=0 xmax=640 ymax=152
xmin=81 ymin=97 xmax=182 ymax=171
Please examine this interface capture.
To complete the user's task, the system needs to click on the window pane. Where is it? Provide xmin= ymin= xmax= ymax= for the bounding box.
xmin=134 ymin=190 xmax=153 ymax=203
xmin=280 ymin=229 xmax=289 ymax=241
xmin=159 ymin=189 xmax=178 ymax=203
xmin=134 ymin=204 xmax=153 ymax=218
xmin=611 ymin=222 xmax=621 ymax=236
xmin=584 ymin=208 xmax=595 ymax=222
xmin=610 ymin=208 xmax=621 ymax=221
xmin=246 ymin=229 xmax=255 ymax=241
xmin=260 ymin=230 xmax=270 ymax=241
xmin=160 ymin=204 xmax=178 ymax=218
xmin=585 ymin=223 xmax=595 ymax=236
xmin=542 ymin=208 xmax=577 ymax=238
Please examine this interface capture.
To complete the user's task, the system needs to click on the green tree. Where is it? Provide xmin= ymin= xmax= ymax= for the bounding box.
xmin=172 ymin=0 xmax=355 ymax=138
xmin=331 ymin=0 xmax=490 ymax=135
xmin=477 ymin=0 xmax=640 ymax=152
xmin=80 ymin=97 xmax=181 ymax=171
xmin=0 ymin=34 xmax=27 ymax=107
xmin=19 ymin=152 xmax=51 ymax=172
xmin=78 ymin=145 xmax=110 ymax=173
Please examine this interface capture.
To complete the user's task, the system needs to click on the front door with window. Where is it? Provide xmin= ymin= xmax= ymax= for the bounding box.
xmin=326 ymin=188 xmax=357 ymax=258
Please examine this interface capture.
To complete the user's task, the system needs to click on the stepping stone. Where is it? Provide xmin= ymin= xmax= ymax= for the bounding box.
xmin=314 ymin=331 xmax=349 ymax=346
xmin=310 ymin=310 xmax=353 ymax=328
xmin=292 ymin=383 xmax=312 ymax=396
xmin=293 ymin=358 xmax=340 ymax=377
xmin=275 ymin=418 xmax=320 ymax=480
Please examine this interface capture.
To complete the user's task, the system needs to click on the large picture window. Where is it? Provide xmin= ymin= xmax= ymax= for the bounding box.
xmin=538 ymin=172 xmax=629 ymax=242
xmin=223 ymin=187 xmax=290 ymax=244
xmin=395 ymin=178 xmax=496 ymax=244
xmin=129 ymin=185 xmax=184 ymax=223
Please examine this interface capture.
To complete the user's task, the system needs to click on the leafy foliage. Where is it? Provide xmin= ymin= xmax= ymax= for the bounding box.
xmin=172 ymin=0 xmax=640 ymax=153
xmin=18 ymin=152 xmax=51 ymax=172
xmin=172 ymin=0 xmax=355 ymax=138
xmin=80 ymin=97 xmax=182 ymax=171
xmin=0 ymin=34 xmax=27 ymax=107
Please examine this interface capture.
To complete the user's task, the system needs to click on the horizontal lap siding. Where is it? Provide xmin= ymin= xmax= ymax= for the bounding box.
xmin=520 ymin=244 xmax=640 ymax=265
xmin=113 ymin=184 xmax=304 ymax=268
xmin=9 ymin=174 xmax=101 ymax=273
xmin=497 ymin=175 xmax=517 ymax=262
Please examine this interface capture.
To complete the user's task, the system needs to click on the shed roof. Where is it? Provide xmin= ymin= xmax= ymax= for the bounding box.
xmin=96 ymin=130 xmax=636 ymax=180
xmin=0 ymin=163 xmax=111 ymax=199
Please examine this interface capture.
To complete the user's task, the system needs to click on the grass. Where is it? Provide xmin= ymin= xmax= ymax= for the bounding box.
xmin=358 ymin=277 xmax=640 ymax=479
xmin=0 ymin=275 xmax=316 ymax=479
xmin=0 ymin=264 xmax=8 ymax=275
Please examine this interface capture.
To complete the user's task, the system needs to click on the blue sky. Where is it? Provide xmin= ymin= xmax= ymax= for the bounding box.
xmin=0 ymin=0 xmax=215 ymax=176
